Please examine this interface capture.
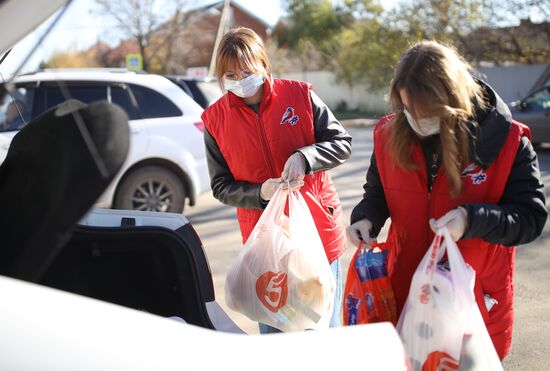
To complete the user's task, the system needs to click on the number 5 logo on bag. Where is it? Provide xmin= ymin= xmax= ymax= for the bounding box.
xmin=256 ymin=271 xmax=288 ymax=312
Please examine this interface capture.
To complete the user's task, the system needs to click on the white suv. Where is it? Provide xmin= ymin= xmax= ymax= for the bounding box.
xmin=0 ymin=69 xmax=210 ymax=213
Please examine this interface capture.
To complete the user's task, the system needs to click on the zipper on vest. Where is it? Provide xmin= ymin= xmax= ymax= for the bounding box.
xmin=428 ymin=153 xmax=439 ymax=193
xmin=255 ymin=113 xmax=278 ymax=177
xmin=427 ymin=152 xmax=438 ymax=221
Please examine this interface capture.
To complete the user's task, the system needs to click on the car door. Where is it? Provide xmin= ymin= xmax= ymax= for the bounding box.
xmin=109 ymin=82 xmax=149 ymax=160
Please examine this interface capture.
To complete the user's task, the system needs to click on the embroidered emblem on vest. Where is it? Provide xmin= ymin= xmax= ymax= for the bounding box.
xmin=281 ymin=107 xmax=299 ymax=126
xmin=461 ymin=163 xmax=488 ymax=185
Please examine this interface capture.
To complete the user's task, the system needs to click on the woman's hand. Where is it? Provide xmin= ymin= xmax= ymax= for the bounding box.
xmin=347 ymin=219 xmax=373 ymax=247
xmin=429 ymin=207 xmax=468 ymax=241
xmin=282 ymin=152 xmax=306 ymax=183
xmin=260 ymin=178 xmax=304 ymax=201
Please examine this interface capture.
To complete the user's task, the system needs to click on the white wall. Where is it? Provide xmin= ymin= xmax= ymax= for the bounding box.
xmin=275 ymin=70 xmax=388 ymax=113
xmin=276 ymin=65 xmax=549 ymax=113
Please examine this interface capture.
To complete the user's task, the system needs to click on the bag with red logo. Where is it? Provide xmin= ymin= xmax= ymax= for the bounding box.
xmin=343 ymin=241 xmax=397 ymax=326
xmin=397 ymin=227 xmax=502 ymax=370
xmin=225 ymin=186 xmax=335 ymax=332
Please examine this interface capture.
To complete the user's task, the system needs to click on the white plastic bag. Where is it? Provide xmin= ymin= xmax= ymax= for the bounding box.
xmin=225 ymin=186 xmax=335 ymax=332
xmin=397 ymin=227 xmax=502 ymax=370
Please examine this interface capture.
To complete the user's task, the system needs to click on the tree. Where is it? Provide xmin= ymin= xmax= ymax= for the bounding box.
xmin=388 ymin=0 xmax=550 ymax=64
xmin=336 ymin=18 xmax=409 ymax=90
xmin=274 ymin=0 xmax=357 ymax=67
xmin=470 ymin=0 xmax=550 ymax=64
xmin=275 ymin=0 xmax=549 ymax=92
xmin=387 ymin=0 xmax=491 ymax=50
xmin=488 ymin=0 xmax=550 ymax=25
xmin=41 ymin=49 xmax=101 ymax=68
xmin=94 ymin=0 xmax=189 ymax=72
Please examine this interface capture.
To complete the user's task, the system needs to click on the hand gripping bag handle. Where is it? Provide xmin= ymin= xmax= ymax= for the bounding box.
xmin=243 ymin=185 xmax=289 ymax=247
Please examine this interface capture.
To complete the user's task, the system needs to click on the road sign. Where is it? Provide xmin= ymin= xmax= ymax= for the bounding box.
xmin=186 ymin=66 xmax=208 ymax=78
xmin=126 ymin=54 xmax=143 ymax=71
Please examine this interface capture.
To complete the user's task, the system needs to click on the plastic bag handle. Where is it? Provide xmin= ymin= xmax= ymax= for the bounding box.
xmin=358 ymin=240 xmax=390 ymax=253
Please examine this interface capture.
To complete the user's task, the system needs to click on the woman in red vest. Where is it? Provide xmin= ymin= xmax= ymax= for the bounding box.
xmin=348 ymin=40 xmax=546 ymax=359
xmin=201 ymin=28 xmax=352 ymax=333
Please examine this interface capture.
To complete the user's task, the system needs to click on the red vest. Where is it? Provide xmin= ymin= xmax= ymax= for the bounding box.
xmin=202 ymin=79 xmax=346 ymax=263
xmin=374 ymin=115 xmax=529 ymax=359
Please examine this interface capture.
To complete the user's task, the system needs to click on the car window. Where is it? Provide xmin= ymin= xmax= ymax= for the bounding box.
xmin=43 ymin=84 xmax=108 ymax=112
xmin=171 ymin=79 xmax=193 ymax=97
xmin=110 ymin=85 xmax=139 ymax=120
xmin=524 ymin=88 xmax=550 ymax=111
xmin=0 ymin=84 xmax=35 ymax=132
xmin=128 ymin=84 xmax=182 ymax=119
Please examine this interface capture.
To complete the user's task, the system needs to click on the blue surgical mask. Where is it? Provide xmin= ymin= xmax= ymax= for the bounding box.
xmin=224 ymin=74 xmax=264 ymax=98
xmin=403 ymin=109 xmax=440 ymax=137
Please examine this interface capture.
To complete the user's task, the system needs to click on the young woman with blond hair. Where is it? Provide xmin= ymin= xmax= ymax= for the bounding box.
xmin=348 ymin=40 xmax=546 ymax=359
xmin=201 ymin=27 xmax=352 ymax=333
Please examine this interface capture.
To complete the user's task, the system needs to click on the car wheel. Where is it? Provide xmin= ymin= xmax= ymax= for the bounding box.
xmin=114 ymin=166 xmax=186 ymax=213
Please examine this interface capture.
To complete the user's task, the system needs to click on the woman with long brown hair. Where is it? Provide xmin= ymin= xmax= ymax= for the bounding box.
xmin=202 ymin=27 xmax=352 ymax=333
xmin=348 ymin=40 xmax=546 ymax=359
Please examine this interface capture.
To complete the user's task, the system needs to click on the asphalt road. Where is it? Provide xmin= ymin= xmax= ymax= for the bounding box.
xmin=186 ymin=125 xmax=550 ymax=370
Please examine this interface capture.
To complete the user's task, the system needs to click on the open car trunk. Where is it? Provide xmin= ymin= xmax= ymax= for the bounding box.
xmin=40 ymin=208 xmax=243 ymax=332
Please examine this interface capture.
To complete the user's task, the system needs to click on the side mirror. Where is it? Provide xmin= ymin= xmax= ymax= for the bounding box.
xmin=519 ymin=101 xmax=528 ymax=111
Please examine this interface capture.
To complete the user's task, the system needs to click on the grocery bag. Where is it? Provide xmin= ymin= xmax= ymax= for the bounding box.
xmin=397 ymin=227 xmax=502 ymax=370
xmin=343 ymin=241 xmax=397 ymax=326
xmin=225 ymin=186 xmax=335 ymax=332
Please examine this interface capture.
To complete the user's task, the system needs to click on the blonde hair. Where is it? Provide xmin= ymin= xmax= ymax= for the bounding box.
xmin=215 ymin=27 xmax=273 ymax=90
xmin=387 ymin=40 xmax=487 ymax=197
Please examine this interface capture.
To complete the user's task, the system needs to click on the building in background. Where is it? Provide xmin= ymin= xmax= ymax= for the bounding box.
xmin=81 ymin=1 xmax=270 ymax=74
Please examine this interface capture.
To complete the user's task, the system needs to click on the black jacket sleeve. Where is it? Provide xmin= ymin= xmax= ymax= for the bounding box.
xmin=296 ymin=91 xmax=352 ymax=173
xmin=350 ymin=152 xmax=390 ymax=237
xmin=204 ymin=127 xmax=264 ymax=210
xmin=461 ymin=136 xmax=547 ymax=246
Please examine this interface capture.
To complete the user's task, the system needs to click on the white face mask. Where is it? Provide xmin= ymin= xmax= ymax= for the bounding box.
xmin=224 ymin=74 xmax=264 ymax=98
xmin=403 ymin=109 xmax=440 ymax=137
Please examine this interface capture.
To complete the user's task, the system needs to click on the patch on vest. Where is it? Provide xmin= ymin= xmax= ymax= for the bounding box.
xmin=461 ymin=163 xmax=487 ymax=185
xmin=280 ymin=107 xmax=299 ymax=126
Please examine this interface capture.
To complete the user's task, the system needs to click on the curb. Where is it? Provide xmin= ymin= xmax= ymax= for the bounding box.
xmin=340 ymin=118 xmax=378 ymax=127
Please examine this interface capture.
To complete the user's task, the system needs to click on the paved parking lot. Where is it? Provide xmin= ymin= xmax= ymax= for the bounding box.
xmin=186 ymin=125 xmax=550 ymax=370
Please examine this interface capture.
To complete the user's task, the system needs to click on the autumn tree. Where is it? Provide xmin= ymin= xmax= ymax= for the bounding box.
xmin=386 ymin=0 xmax=550 ymax=64
xmin=41 ymin=49 xmax=101 ymax=68
xmin=94 ymin=0 xmax=189 ymax=72
xmin=279 ymin=0 xmax=549 ymax=91
xmin=273 ymin=0 xmax=356 ymax=69
xmin=275 ymin=0 xmax=406 ymax=89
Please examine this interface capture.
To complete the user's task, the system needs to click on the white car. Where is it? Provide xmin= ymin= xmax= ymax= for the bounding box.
xmin=0 ymin=69 xmax=210 ymax=213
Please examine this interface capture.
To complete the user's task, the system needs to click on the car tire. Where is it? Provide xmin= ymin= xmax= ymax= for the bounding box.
xmin=114 ymin=165 xmax=186 ymax=213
